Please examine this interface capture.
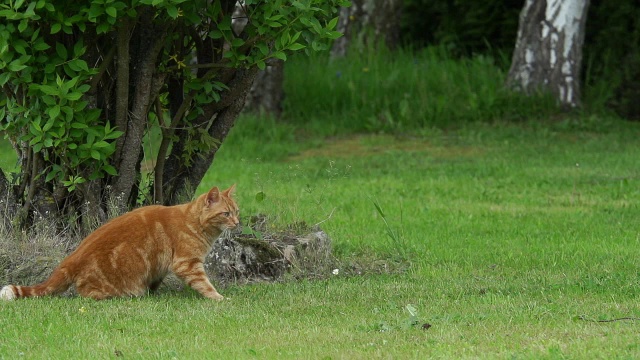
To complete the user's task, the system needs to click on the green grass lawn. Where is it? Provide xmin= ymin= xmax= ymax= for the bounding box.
xmin=1 ymin=117 xmax=640 ymax=358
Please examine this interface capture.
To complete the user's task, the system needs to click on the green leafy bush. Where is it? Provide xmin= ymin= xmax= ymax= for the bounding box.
xmin=0 ymin=0 xmax=346 ymax=226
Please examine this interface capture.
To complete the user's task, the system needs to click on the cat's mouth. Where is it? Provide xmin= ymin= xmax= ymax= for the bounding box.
xmin=220 ymin=225 xmax=239 ymax=235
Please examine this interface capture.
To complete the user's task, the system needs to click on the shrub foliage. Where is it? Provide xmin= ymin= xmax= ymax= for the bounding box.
xmin=0 ymin=0 xmax=345 ymax=227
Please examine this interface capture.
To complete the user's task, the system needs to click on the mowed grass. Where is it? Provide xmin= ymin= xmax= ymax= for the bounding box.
xmin=2 ymin=116 xmax=639 ymax=358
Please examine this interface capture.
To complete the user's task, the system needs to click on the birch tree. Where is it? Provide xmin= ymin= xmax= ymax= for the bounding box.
xmin=507 ymin=0 xmax=590 ymax=108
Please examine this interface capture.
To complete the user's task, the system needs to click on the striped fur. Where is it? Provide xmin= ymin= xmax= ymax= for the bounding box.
xmin=0 ymin=185 xmax=239 ymax=301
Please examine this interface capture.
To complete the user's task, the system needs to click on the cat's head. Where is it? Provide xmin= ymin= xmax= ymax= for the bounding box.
xmin=199 ymin=185 xmax=240 ymax=233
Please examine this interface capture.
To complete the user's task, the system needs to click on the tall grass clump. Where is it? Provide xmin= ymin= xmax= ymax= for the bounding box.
xmin=283 ymin=45 xmax=561 ymax=132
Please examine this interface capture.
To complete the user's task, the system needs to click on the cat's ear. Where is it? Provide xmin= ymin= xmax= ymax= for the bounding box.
xmin=222 ymin=184 xmax=236 ymax=197
xmin=205 ymin=187 xmax=220 ymax=207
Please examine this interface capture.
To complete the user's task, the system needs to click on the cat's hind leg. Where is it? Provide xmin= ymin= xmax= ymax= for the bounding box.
xmin=149 ymin=278 xmax=164 ymax=293
xmin=75 ymin=273 xmax=147 ymax=300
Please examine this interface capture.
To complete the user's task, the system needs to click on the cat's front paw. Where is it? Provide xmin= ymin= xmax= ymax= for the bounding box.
xmin=0 ymin=286 xmax=16 ymax=301
xmin=208 ymin=292 xmax=224 ymax=301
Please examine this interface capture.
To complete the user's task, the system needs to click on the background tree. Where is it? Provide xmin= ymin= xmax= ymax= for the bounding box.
xmin=506 ymin=0 xmax=591 ymax=108
xmin=401 ymin=0 xmax=523 ymax=57
xmin=0 ymin=0 xmax=345 ymax=228
xmin=330 ymin=0 xmax=402 ymax=58
xmin=243 ymin=59 xmax=285 ymax=117
xmin=583 ymin=0 xmax=640 ymax=120
xmin=233 ymin=4 xmax=285 ymax=117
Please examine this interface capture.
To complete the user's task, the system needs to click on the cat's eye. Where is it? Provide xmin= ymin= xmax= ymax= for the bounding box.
xmin=223 ymin=212 xmax=230 ymax=217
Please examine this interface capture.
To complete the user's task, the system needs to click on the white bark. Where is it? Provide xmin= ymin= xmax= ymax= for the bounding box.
xmin=507 ymin=0 xmax=590 ymax=108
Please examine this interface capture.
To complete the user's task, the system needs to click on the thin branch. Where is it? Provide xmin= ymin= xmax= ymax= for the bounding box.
xmin=153 ymin=98 xmax=168 ymax=204
xmin=576 ymin=315 xmax=640 ymax=323
xmin=164 ymin=61 xmax=231 ymax=72
xmin=113 ymin=17 xmax=131 ymax=165
xmin=88 ymin=45 xmax=117 ymax=93
xmin=314 ymin=207 xmax=337 ymax=227
xmin=16 ymin=145 xmax=31 ymax=204
xmin=2 ymin=85 xmax=15 ymax=103
xmin=22 ymin=150 xmax=40 ymax=213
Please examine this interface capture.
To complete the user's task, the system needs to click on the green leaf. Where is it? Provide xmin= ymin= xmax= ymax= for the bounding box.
xmin=290 ymin=31 xmax=302 ymax=43
xmin=326 ymin=31 xmax=342 ymax=40
xmin=102 ymin=164 xmax=118 ymax=176
xmin=97 ymin=22 xmax=111 ymax=34
xmin=105 ymin=7 xmax=117 ymax=18
xmin=56 ymin=42 xmax=68 ymax=60
xmin=43 ymin=118 xmax=56 ymax=133
xmin=45 ymin=169 xmax=58 ymax=182
xmin=7 ymin=60 xmax=27 ymax=72
xmin=103 ymin=130 xmax=123 ymax=140
xmin=287 ymin=43 xmax=306 ymax=51
xmin=33 ymin=41 xmax=50 ymax=51
xmin=92 ymin=141 xmax=110 ymax=148
xmin=14 ymin=0 xmax=26 ymax=10
xmin=66 ymin=91 xmax=83 ymax=101
xmin=73 ymin=39 xmax=85 ymax=57
xmin=13 ymin=40 xmax=28 ymax=55
xmin=88 ymin=5 xmax=103 ymax=20
xmin=272 ymin=51 xmax=286 ymax=61
xmin=166 ymin=4 xmax=178 ymax=18
xmin=51 ymin=23 xmax=62 ymax=34
xmin=327 ymin=16 xmax=339 ymax=30
xmin=18 ymin=19 xmax=28 ymax=33
xmin=255 ymin=191 xmax=266 ymax=202
xmin=231 ymin=37 xmax=244 ymax=47
xmin=30 ymin=120 xmax=42 ymax=134
xmin=90 ymin=149 xmax=101 ymax=160
xmin=0 ymin=72 xmax=10 ymax=86
xmin=218 ymin=16 xmax=231 ymax=31
xmin=36 ymin=84 xmax=60 ymax=96
xmin=208 ymin=30 xmax=223 ymax=39
xmin=77 ymin=84 xmax=91 ymax=93
xmin=373 ymin=201 xmax=386 ymax=218
xmin=256 ymin=59 xmax=266 ymax=70
xmin=48 ymin=105 xmax=61 ymax=120
xmin=256 ymin=43 xmax=269 ymax=56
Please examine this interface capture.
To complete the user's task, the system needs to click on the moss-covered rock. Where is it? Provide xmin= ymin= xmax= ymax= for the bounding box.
xmin=205 ymin=216 xmax=334 ymax=285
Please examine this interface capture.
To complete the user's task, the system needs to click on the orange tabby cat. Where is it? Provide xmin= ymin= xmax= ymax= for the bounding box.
xmin=0 ymin=185 xmax=239 ymax=301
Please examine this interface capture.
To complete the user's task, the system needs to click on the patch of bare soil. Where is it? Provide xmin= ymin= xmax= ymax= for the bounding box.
xmin=288 ymin=134 xmax=483 ymax=162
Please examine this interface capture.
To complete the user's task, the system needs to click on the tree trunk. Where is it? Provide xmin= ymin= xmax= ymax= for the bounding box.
xmin=161 ymin=66 xmax=259 ymax=205
xmin=234 ymin=4 xmax=284 ymax=118
xmin=507 ymin=0 xmax=591 ymax=108
xmin=243 ymin=60 xmax=285 ymax=117
xmin=330 ymin=0 xmax=403 ymax=59
xmin=0 ymin=170 xmax=17 ymax=228
xmin=112 ymin=9 xmax=169 ymax=210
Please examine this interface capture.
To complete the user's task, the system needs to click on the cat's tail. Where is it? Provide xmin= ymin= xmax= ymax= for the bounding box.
xmin=0 ymin=267 xmax=72 ymax=300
